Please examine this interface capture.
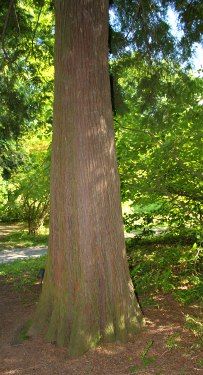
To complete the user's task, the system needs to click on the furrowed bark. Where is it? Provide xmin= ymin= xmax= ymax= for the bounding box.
xmin=31 ymin=0 xmax=142 ymax=356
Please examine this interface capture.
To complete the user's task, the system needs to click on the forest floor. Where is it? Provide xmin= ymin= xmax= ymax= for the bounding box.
xmin=0 ymin=279 xmax=202 ymax=375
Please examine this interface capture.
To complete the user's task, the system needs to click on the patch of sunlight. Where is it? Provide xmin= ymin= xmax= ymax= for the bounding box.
xmin=96 ymin=346 xmax=124 ymax=355
xmin=185 ymin=315 xmax=203 ymax=337
xmin=122 ymin=201 xmax=133 ymax=215
xmin=104 ymin=323 xmax=114 ymax=337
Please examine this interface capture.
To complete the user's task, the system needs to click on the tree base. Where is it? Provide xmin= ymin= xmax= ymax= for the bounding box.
xmin=31 ymin=260 xmax=143 ymax=357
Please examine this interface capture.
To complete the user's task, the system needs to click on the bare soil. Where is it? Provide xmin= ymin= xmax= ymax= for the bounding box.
xmin=0 ymin=281 xmax=202 ymax=375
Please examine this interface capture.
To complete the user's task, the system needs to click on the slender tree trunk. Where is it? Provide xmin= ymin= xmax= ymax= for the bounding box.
xmin=31 ymin=0 xmax=142 ymax=356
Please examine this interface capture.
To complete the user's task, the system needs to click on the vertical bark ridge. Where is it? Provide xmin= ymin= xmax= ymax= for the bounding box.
xmin=31 ymin=0 xmax=143 ymax=356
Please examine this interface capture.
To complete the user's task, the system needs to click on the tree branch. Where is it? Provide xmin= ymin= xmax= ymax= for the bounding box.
xmin=114 ymin=118 xmax=159 ymax=140
xmin=13 ymin=2 xmax=20 ymax=35
xmin=0 ymin=0 xmax=15 ymax=62
xmin=25 ymin=4 xmax=44 ymax=61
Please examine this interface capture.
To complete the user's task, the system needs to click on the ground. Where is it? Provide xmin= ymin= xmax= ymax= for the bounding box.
xmin=0 ymin=223 xmax=202 ymax=374
xmin=0 ymin=246 xmax=47 ymax=264
xmin=0 ymin=223 xmax=48 ymax=252
xmin=0 ymin=280 xmax=202 ymax=375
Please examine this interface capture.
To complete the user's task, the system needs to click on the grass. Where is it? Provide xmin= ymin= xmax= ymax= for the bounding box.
xmin=0 ymin=223 xmax=202 ymax=374
xmin=0 ymin=255 xmax=47 ymax=289
xmin=1 ymin=234 xmax=202 ymax=307
xmin=129 ymin=340 xmax=156 ymax=373
xmin=0 ymin=223 xmax=48 ymax=250
xmin=0 ymin=223 xmax=202 ymax=307
xmin=185 ymin=314 xmax=203 ymax=349
xmin=127 ymin=236 xmax=203 ymax=305
xmin=0 ymin=225 xmax=202 ymax=367
xmin=165 ymin=333 xmax=182 ymax=349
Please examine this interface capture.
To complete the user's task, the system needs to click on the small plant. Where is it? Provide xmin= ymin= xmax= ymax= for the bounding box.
xmin=18 ymin=320 xmax=32 ymax=341
xmin=165 ymin=332 xmax=181 ymax=349
xmin=11 ymin=320 xmax=32 ymax=345
xmin=129 ymin=364 xmax=138 ymax=374
xmin=140 ymin=339 xmax=156 ymax=367
xmin=0 ymin=255 xmax=47 ymax=290
xmin=185 ymin=315 xmax=203 ymax=348
xmin=196 ymin=358 xmax=203 ymax=369
xmin=128 ymin=340 xmax=156 ymax=373
xmin=128 ymin=238 xmax=203 ymax=306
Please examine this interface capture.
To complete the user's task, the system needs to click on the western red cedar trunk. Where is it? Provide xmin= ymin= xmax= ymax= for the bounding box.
xmin=31 ymin=0 xmax=142 ymax=356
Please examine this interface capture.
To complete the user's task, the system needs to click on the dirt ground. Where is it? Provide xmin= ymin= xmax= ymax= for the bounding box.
xmin=0 ymin=281 xmax=202 ymax=375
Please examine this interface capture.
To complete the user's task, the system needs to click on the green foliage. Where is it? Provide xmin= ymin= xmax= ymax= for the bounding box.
xmin=1 ymin=128 xmax=51 ymax=233
xmin=0 ymin=0 xmax=54 ymax=179
xmin=111 ymin=0 xmax=203 ymax=60
xmin=127 ymin=238 xmax=203 ymax=304
xmin=129 ymin=340 xmax=156 ymax=373
xmin=17 ymin=320 xmax=32 ymax=342
xmin=140 ymin=339 xmax=156 ymax=367
xmin=0 ymin=168 xmax=8 ymax=210
xmin=114 ymin=56 xmax=203 ymax=238
xmin=185 ymin=314 xmax=203 ymax=348
xmin=165 ymin=332 xmax=181 ymax=349
xmin=0 ymin=255 xmax=47 ymax=289
xmin=0 ymin=2 xmax=202 ymax=319
xmin=1 ymin=1 xmax=202 ymax=241
xmin=1 ymin=0 xmax=202 ymax=150
xmin=10 ymin=320 xmax=33 ymax=345
xmin=129 ymin=364 xmax=138 ymax=374
xmin=197 ymin=359 xmax=203 ymax=368
xmin=0 ymin=1 xmax=53 ymax=229
xmin=0 ymin=0 xmax=54 ymax=129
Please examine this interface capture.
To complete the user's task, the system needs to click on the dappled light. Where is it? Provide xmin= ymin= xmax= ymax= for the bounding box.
xmin=0 ymin=224 xmax=25 ymax=236
xmin=0 ymin=280 xmax=202 ymax=374
xmin=0 ymin=247 xmax=47 ymax=264
xmin=0 ymin=0 xmax=202 ymax=372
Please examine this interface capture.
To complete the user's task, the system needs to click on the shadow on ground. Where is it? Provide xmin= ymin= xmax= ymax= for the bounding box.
xmin=0 ymin=281 xmax=202 ymax=375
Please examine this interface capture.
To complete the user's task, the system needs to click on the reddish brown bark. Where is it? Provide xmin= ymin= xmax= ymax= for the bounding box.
xmin=31 ymin=0 xmax=142 ymax=356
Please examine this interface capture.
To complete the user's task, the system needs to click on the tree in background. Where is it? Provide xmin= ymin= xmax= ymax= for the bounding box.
xmin=0 ymin=0 xmax=54 ymax=230
xmin=0 ymin=0 xmax=54 ymax=178
xmin=0 ymin=0 xmax=202 ymax=357
xmin=1 ymin=128 xmax=51 ymax=234
xmin=113 ymin=57 xmax=203 ymax=237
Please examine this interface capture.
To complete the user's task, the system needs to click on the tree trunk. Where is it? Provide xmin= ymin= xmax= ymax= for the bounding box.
xmin=27 ymin=218 xmax=44 ymax=236
xmin=31 ymin=0 xmax=142 ymax=356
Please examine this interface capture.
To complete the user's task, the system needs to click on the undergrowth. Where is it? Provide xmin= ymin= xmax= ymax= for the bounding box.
xmin=127 ymin=237 xmax=203 ymax=305
xmin=0 ymin=230 xmax=202 ymax=307
xmin=0 ymin=255 xmax=47 ymax=289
